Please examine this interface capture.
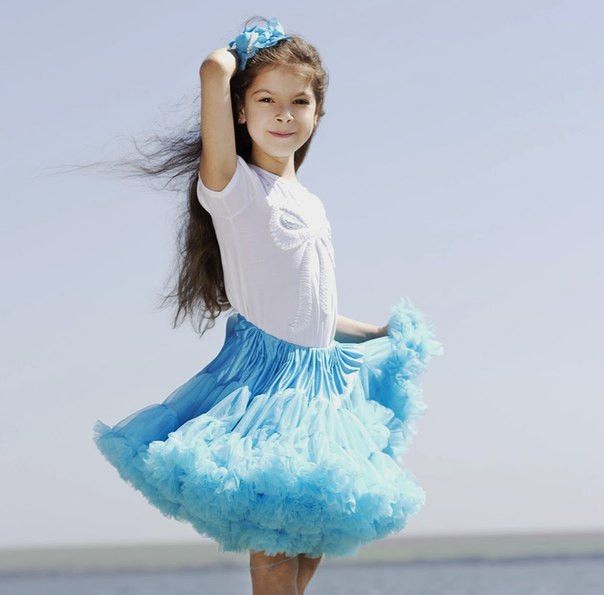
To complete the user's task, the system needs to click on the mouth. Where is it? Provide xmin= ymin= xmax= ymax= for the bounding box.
xmin=268 ymin=131 xmax=295 ymax=138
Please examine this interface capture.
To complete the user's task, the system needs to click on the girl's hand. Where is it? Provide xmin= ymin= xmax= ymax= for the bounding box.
xmin=199 ymin=47 xmax=238 ymax=78
xmin=374 ymin=323 xmax=389 ymax=339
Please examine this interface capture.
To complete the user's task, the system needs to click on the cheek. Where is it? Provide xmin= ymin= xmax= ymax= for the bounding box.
xmin=302 ymin=112 xmax=316 ymax=130
xmin=246 ymin=106 xmax=269 ymax=128
xmin=245 ymin=112 xmax=270 ymax=140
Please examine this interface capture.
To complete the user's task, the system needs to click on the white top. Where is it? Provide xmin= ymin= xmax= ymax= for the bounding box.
xmin=196 ymin=155 xmax=338 ymax=348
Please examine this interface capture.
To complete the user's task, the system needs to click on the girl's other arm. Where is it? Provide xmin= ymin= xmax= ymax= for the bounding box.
xmin=198 ymin=48 xmax=239 ymax=192
xmin=334 ymin=315 xmax=387 ymax=343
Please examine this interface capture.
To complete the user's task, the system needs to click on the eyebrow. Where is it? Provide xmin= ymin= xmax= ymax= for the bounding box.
xmin=252 ymin=88 xmax=313 ymax=98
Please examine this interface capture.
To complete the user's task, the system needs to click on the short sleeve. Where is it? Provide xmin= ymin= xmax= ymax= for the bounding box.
xmin=196 ymin=155 xmax=257 ymax=219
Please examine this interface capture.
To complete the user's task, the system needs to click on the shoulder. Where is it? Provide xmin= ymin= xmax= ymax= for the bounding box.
xmin=306 ymin=190 xmax=329 ymax=216
xmin=196 ymin=155 xmax=265 ymax=219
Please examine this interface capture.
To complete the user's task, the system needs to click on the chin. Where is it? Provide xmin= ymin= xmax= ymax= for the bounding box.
xmin=258 ymin=145 xmax=293 ymax=158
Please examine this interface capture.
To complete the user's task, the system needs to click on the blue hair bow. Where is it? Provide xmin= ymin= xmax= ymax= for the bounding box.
xmin=227 ymin=17 xmax=291 ymax=71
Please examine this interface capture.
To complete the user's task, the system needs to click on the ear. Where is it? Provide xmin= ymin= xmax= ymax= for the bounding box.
xmin=238 ymin=109 xmax=246 ymax=125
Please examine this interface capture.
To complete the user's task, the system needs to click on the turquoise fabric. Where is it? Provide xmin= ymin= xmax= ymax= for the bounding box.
xmin=93 ymin=297 xmax=443 ymax=559
xmin=227 ymin=17 xmax=291 ymax=71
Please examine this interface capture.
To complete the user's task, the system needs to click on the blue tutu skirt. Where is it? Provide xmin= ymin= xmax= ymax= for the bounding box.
xmin=93 ymin=297 xmax=443 ymax=560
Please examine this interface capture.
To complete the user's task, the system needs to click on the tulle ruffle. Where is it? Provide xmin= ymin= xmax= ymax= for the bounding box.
xmin=93 ymin=298 xmax=442 ymax=559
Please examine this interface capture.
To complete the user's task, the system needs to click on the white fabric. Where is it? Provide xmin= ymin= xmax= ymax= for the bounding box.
xmin=196 ymin=155 xmax=338 ymax=347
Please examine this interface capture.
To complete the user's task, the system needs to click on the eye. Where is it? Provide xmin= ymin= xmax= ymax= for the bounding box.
xmin=258 ymin=97 xmax=310 ymax=105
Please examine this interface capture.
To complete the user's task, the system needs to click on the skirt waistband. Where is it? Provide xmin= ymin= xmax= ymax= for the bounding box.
xmin=229 ymin=310 xmax=337 ymax=351
xmin=223 ymin=310 xmax=365 ymax=398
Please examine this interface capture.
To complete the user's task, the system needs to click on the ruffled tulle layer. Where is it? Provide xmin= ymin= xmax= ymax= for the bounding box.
xmin=93 ymin=297 xmax=443 ymax=559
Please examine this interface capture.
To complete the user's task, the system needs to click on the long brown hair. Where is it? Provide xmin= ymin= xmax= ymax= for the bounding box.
xmin=118 ymin=18 xmax=328 ymax=337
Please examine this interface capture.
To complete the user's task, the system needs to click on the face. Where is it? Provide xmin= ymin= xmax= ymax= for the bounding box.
xmin=239 ymin=65 xmax=319 ymax=160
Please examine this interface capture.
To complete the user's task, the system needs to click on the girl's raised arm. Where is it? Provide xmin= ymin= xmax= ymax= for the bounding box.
xmin=198 ymin=48 xmax=239 ymax=192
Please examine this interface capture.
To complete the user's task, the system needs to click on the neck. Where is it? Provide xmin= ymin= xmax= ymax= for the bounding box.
xmin=250 ymin=149 xmax=297 ymax=180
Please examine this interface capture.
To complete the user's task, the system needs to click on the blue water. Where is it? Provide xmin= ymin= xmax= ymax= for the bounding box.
xmin=1 ymin=557 xmax=603 ymax=595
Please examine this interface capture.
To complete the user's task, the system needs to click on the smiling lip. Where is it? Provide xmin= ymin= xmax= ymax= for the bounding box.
xmin=269 ymin=131 xmax=295 ymax=137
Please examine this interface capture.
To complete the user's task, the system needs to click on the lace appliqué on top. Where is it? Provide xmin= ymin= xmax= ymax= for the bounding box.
xmin=267 ymin=187 xmax=336 ymax=336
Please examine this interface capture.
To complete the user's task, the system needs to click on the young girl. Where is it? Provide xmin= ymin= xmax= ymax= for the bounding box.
xmin=93 ymin=16 xmax=443 ymax=595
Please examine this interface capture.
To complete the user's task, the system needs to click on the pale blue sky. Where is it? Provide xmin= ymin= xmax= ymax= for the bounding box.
xmin=1 ymin=1 xmax=602 ymax=548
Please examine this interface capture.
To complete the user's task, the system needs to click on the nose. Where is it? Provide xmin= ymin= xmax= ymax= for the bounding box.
xmin=275 ymin=110 xmax=293 ymax=122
